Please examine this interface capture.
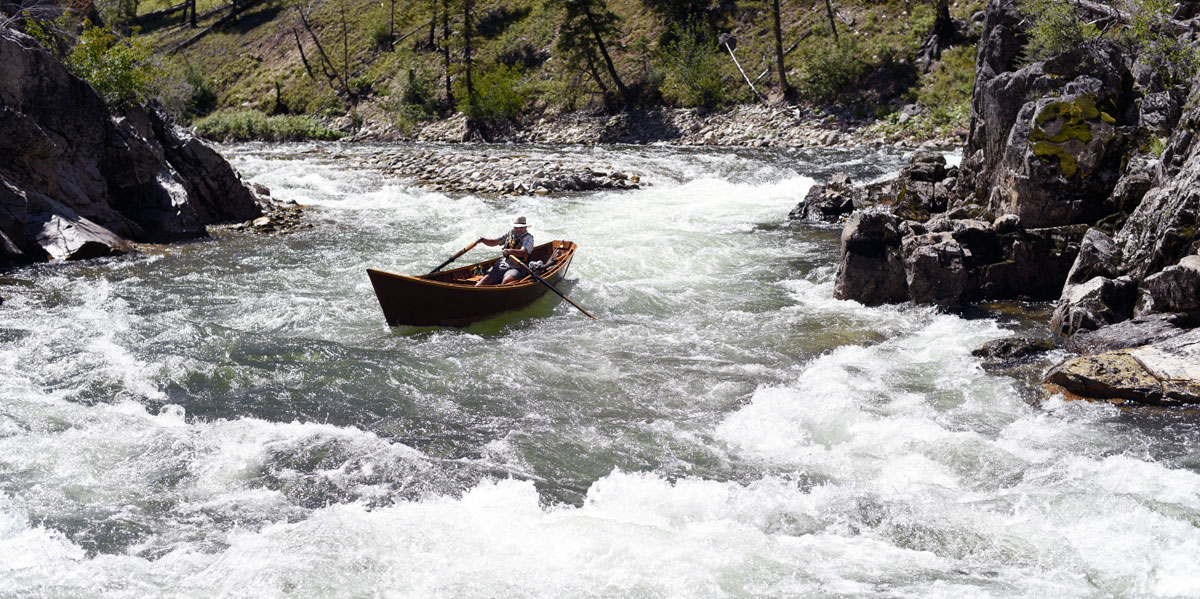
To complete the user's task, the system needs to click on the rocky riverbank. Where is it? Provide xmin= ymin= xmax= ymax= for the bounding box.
xmin=348 ymin=103 xmax=962 ymax=150
xmin=803 ymin=0 xmax=1200 ymax=406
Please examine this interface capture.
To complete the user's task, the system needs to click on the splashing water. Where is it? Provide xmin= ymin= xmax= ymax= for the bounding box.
xmin=1 ymin=143 xmax=1199 ymax=598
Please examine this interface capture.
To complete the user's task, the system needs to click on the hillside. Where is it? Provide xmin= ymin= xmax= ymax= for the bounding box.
xmin=110 ymin=0 xmax=984 ymax=142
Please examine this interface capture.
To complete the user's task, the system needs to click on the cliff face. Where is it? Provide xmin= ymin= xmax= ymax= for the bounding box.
xmin=0 ymin=27 xmax=262 ymax=266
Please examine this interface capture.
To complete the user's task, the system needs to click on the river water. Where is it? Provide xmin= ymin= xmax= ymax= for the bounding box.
xmin=2 ymin=143 xmax=1199 ymax=598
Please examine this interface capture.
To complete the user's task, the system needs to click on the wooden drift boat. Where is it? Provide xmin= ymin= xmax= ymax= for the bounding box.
xmin=367 ymin=240 xmax=578 ymax=326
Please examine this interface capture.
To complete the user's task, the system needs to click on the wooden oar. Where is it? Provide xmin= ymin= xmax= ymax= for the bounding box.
xmin=428 ymin=240 xmax=479 ymax=274
xmin=507 ymin=255 xmax=597 ymax=320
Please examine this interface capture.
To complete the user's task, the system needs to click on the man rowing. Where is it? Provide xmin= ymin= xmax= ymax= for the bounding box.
xmin=474 ymin=216 xmax=534 ymax=286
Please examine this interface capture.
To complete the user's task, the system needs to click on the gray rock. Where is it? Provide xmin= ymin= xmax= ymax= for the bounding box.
xmin=1114 ymin=99 xmax=1200 ymax=279
xmin=902 ymin=232 xmax=967 ymax=306
xmin=0 ymin=27 xmax=262 ymax=263
xmin=833 ymin=210 xmax=909 ymax=305
xmin=1051 ymin=275 xmax=1138 ymax=336
xmin=789 ymin=175 xmax=856 ymax=223
xmin=1138 ymin=91 xmax=1183 ymax=134
xmin=1047 ymin=328 xmax=1200 ymax=405
xmin=988 ymin=92 xmax=1123 ymax=228
xmin=1064 ymin=228 xmax=1122 ymax=286
xmin=973 ymin=225 xmax=1084 ymax=302
xmin=1129 ymin=329 xmax=1200 ymax=403
xmin=972 ymin=336 xmax=1056 ymax=361
xmin=1067 ymin=313 xmax=1193 ymax=354
xmin=1046 ymin=350 xmax=1167 ymax=403
xmin=993 ymin=213 xmax=1021 ymax=234
xmin=1133 ymin=255 xmax=1200 ymax=317
xmin=900 ymin=151 xmax=949 ymax=183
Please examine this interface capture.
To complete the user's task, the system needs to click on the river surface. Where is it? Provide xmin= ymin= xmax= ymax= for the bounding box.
xmin=2 ymin=143 xmax=1200 ymax=598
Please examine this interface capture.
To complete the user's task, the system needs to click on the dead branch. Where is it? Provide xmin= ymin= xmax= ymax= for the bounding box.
xmin=720 ymin=34 xmax=765 ymax=103
xmin=753 ymin=29 xmax=810 ymax=85
xmin=296 ymin=6 xmax=351 ymax=99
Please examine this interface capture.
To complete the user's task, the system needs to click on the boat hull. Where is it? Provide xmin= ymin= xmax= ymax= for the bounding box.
xmin=367 ymin=241 xmax=576 ymax=326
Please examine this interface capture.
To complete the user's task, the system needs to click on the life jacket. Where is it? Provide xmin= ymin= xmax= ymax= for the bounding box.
xmin=503 ymin=232 xmax=533 ymax=263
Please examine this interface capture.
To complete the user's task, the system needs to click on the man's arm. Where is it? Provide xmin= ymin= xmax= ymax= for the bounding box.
xmin=478 ymin=235 xmax=501 ymax=247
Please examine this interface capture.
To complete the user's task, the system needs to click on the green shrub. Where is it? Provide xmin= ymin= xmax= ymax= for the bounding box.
xmin=657 ymin=20 xmax=727 ymax=109
xmin=23 ymin=14 xmax=75 ymax=58
xmin=381 ymin=69 xmax=438 ymax=128
xmin=388 ymin=103 xmax=427 ymax=135
xmin=799 ymin=39 xmax=865 ymax=104
xmin=1148 ymin=135 xmax=1166 ymax=157
xmin=193 ymin=110 xmax=345 ymax=141
xmin=66 ymin=22 xmax=161 ymax=107
xmin=183 ymin=62 xmax=218 ymax=117
xmin=457 ymin=63 xmax=527 ymax=121
xmin=1121 ymin=0 xmax=1200 ymax=88
xmin=915 ymin=44 xmax=976 ymax=128
xmin=1018 ymin=0 xmax=1102 ymax=62
xmin=398 ymin=69 xmax=437 ymax=113
xmin=370 ymin=16 xmax=393 ymax=51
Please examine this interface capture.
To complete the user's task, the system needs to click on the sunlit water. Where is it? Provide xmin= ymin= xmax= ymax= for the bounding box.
xmin=2 ymin=143 xmax=1199 ymax=598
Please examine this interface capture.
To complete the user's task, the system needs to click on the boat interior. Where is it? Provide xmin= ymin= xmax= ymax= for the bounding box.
xmin=425 ymin=241 xmax=572 ymax=286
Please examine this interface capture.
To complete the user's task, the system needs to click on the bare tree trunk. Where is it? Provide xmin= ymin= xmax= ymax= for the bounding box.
xmin=388 ymin=0 xmax=395 ymax=51
xmin=340 ymin=1 xmax=349 ymax=83
xmin=584 ymin=48 xmax=609 ymax=95
xmin=292 ymin=27 xmax=316 ymax=79
xmin=441 ymin=0 xmax=453 ymax=106
xmin=428 ymin=0 xmax=436 ymax=48
xmin=464 ymin=0 xmax=475 ymax=110
xmin=296 ymin=7 xmax=351 ymax=98
xmin=584 ymin=9 xmax=628 ymax=100
xmin=722 ymin=36 xmax=764 ymax=103
xmin=772 ymin=0 xmax=790 ymax=97
xmin=823 ymin=0 xmax=838 ymax=41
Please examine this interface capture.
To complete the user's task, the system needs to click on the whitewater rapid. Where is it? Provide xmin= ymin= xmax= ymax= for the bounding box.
xmin=1 ymin=143 xmax=1198 ymax=598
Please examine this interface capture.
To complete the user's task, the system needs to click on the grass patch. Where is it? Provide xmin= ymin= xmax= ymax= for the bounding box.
xmin=193 ymin=109 xmax=345 ymax=141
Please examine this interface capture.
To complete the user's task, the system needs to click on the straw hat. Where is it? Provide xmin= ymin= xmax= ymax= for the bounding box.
xmin=511 ymin=216 xmax=531 ymax=228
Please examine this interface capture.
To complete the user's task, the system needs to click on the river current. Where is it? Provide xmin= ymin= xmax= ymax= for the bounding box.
xmin=2 ymin=143 xmax=1199 ymax=598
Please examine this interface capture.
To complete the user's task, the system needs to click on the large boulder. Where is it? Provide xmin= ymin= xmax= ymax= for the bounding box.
xmin=960 ymin=0 xmax=1134 ymax=217
xmin=891 ymin=152 xmax=957 ymax=221
xmin=972 ymin=224 xmax=1083 ymax=301
xmin=0 ymin=26 xmax=262 ymax=265
xmin=991 ymin=92 xmax=1125 ymax=228
xmin=833 ymin=210 xmax=909 ymax=305
xmin=1047 ymin=329 xmax=1200 ymax=405
xmin=1133 ymin=255 xmax=1200 ymax=318
xmin=1050 ymin=275 xmax=1137 ymax=336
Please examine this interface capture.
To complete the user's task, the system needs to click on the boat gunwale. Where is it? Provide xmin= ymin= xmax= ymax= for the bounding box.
xmin=366 ymin=241 xmax=575 ymax=293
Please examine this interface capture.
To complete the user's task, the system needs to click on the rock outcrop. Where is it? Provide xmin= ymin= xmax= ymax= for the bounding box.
xmin=1053 ymin=79 xmax=1200 ymax=339
xmin=829 ymin=150 xmax=1082 ymax=307
xmin=0 ymin=26 xmax=262 ymax=266
xmin=821 ymin=0 xmax=1200 ymax=405
xmin=790 ymin=173 xmax=867 ymax=223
